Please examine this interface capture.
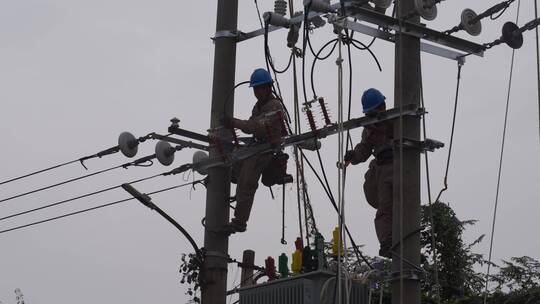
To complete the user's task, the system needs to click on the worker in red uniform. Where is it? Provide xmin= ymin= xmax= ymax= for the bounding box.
xmin=344 ymin=88 xmax=394 ymax=258
xmin=222 ymin=68 xmax=287 ymax=233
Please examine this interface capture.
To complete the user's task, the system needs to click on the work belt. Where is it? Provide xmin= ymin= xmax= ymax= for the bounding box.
xmin=375 ymin=149 xmax=393 ymax=166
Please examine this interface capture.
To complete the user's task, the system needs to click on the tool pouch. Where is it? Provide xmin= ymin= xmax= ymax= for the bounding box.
xmin=262 ymin=151 xmax=293 ymax=187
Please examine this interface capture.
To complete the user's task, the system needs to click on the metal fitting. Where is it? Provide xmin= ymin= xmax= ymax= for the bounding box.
xmin=264 ymin=11 xmax=291 ymax=28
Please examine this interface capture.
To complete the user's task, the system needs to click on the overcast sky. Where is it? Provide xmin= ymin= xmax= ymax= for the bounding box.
xmin=1 ymin=0 xmax=539 ymax=303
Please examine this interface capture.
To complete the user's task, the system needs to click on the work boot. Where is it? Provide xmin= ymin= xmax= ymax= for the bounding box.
xmin=378 ymin=243 xmax=392 ymax=259
xmin=225 ymin=218 xmax=247 ymax=234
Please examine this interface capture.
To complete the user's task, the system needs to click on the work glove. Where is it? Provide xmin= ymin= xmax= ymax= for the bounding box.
xmin=221 ymin=117 xmax=235 ymax=129
xmin=344 ymin=150 xmax=356 ymax=163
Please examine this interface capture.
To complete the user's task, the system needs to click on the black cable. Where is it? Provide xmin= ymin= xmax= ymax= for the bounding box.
xmin=315 ymin=149 xmax=336 ymax=202
xmin=0 ymin=180 xmax=204 ymax=235
xmin=301 ymin=4 xmax=312 ymax=104
xmin=307 ymin=35 xmax=339 ymax=60
xmin=535 ymin=0 xmax=540 ymax=143
xmin=263 ymin=20 xmax=294 ymax=74
xmin=265 ymin=27 xmax=295 ymax=74
xmin=261 ymin=22 xmax=294 ymax=128
xmin=345 ymin=34 xmax=354 ymax=151
xmin=348 ymin=38 xmax=382 ymax=72
xmin=0 ymin=154 xmax=156 ymax=205
xmin=222 ymin=81 xmax=251 ymax=115
xmin=0 ymin=144 xmax=122 ymax=186
xmin=310 ymin=38 xmax=340 ymax=98
xmin=0 ymin=173 xmax=163 ymax=222
xmin=254 ymin=0 xmax=264 ymax=29
xmin=298 ymin=149 xmax=373 ymax=269
xmin=434 ymin=63 xmax=463 ymax=204
xmin=0 ymin=159 xmax=81 ymax=186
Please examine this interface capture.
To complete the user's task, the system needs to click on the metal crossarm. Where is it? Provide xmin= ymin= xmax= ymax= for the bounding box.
xmin=187 ymin=104 xmax=424 ymax=173
xmin=167 ymin=126 xmax=211 ymax=143
xmin=344 ymin=6 xmax=485 ymax=57
xmin=330 ymin=17 xmax=471 ymax=62
xmin=150 ymin=133 xmax=209 ymax=151
xmin=235 ymin=1 xmax=484 ymax=61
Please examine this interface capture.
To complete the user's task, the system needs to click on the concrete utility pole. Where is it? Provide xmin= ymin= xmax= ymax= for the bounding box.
xmin=392 ymin=0 xmax=422 ymax=303
xmin=201 ymin=1 xmax=239 ymax=303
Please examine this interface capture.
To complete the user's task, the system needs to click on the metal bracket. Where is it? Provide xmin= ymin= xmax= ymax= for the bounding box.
xmin=149 ymin=133 xmax=209 ymax=151
xmin=205 ymin=250 xmax=230 ymax=261
xmin=211 ymin=30 xmax=244 ymax=42
xmin=390 ymin=269 xmax=425 ymax=282
xmin=395 ymin=137 xmax=444 ymax=153
xmin=168 ymin=124 xmax=211 ymax=143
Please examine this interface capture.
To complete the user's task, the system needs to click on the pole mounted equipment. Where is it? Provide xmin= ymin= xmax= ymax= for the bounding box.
xmin=445 ymin=0 xmax=516 ymax=36
xmin=155 ymin=141 xmax=178 ymax=166
xmin=192 ymin=151 xmax=210 ymax=175
xmin=444 ymin=9 xmax=482 ymax=36
xmin=264 ymin=12 xmax=292 ymax=28
xmin=483 ymin=21 xmax=527 ymax=50
xmin=118 ymin=132 xmax=140 ymax=158
xmin=304 ymin=0 xmax=336 ymax=14
xmin=413 ymin=0 xmax=439 ymax=21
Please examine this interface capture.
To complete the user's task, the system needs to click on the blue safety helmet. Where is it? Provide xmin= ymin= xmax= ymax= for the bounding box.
xmin=249 ymin=68 xmax=274 ymax=88
xmin=361 ymin=88 xmax=386 ymax=113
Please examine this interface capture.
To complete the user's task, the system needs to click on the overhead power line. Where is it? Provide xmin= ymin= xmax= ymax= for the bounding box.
xmin=0 ymin=179 xmax=206 ymax=235
xmin=0 ymin=145 xmax=121 ymax=187
xmin=484 ymin=1 xmax=521 ymax=302
xmin=0 ymin=154 xmax=157 ymax=205
xmin=0 ymin=173 xmax=163 ymax=222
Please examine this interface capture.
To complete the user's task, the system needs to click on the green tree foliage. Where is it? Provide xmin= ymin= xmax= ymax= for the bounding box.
xmin=419 ymin=202 xmax=540 ymax=304
xmin=420 ymin=202 xmax=487 ymax=303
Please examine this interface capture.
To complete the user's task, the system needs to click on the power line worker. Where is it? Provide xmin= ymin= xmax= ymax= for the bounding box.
xmin=222 ymin=68 xmax=288 ymax=234
xmin=344 ymin=88 xmax=394 ymax=258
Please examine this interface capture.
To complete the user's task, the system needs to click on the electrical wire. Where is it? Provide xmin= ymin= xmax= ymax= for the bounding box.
xmin=396 ymin=2 xmax=405 ymax=302
xmin=420 ymin=61 xmax=441 ymax=304
xmin=347 ymin=38 xmax=382 ymax=72
xmin=0 ymin=173 xmax=163 ymax=222
xmin=0 ymin=144 xmax=123 ymax=186
xmin=0 ymin=154 xmax=157 ymax=205
xmin=434 ymin=63 xmax=463 ymax=204
xmin=254 ymin=0 xmax=264 ymax=29
xmin=336 ymin=36 xmax=345 ymax=304
xmin=535 ymin=0 xmax=540 ymax=143
xmin=310 ymin=38 xmax=340 ymax=98
xmin=0 ymin=159 xmax=81 ymax=186
xmin=484 ymin=2 xmax=520 ymax=302
xmin=299 ymin=149 xmax=373 ymax=269
xmin=0 ymin=179 xmax=205 ymax=235
xmin=222 ymin=81 xmax=251 ymax=115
